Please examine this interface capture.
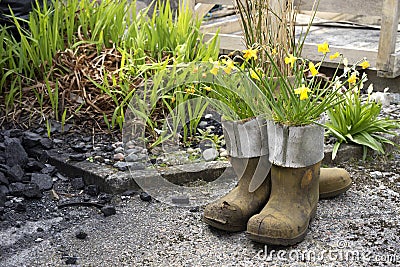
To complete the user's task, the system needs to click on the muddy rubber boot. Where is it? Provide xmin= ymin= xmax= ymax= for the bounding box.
xmin=246 ymin=121 xmax=324 ymax=245
xmin=246 ymin=162 xmax=320 ymax=245
xmin=203 ymin=156 xmax=271 ymax=232
xmin=319 ymin=168 xmax=352 ymax=199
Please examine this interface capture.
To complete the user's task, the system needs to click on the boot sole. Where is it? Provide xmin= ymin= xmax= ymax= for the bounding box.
xmin=203 ymin=216 xmax=246 ymax=232
xmin=319 ymin=180 xmax=352 ymax=199
xmin=246 ymin=206 xmax=317 ymax=246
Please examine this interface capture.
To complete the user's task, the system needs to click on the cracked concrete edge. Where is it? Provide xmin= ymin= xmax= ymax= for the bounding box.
xmin=28 ymin=134 xmax=399 ymax=194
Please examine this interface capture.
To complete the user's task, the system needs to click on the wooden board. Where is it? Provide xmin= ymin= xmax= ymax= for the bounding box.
xmin=293 ymin=0 xmax=383 ymax=17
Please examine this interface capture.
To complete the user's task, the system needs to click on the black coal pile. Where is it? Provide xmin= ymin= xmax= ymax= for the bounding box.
xmin=0 ymin=128 xmax=116 ymax=224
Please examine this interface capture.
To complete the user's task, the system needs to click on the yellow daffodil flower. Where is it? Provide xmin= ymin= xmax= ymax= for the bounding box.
xmin=359 ymin=60 xmax=370 ymax=69
xmin=309 ymin=62 xmax=319 ymax=76
xmin=284 ymin=54 xmax=297 ymax=68
xmin=347 ymin=73 xmax=358 ymax=84
xmin=250 ymin=69 xmax=260 ymax=81
xmin=204 ymin=86 xmax=212 ymax=92
xmin=243 ymin=48 xmax=258 ymax=60
xmin=171 ymin=96 xmax=175 ymax=103
xmin=223 ymin=59 xmax=235 ymax=74
xmin=271 ymin=48 xmax=277 ymax=56
xmin=185 ymin=85 xmax=195 ymax=94
xmin=317 ymin=42 xmax=330 ymax=54
xmin=329 ymin=52 xmax=340 ymax=60
xmin=294 ymin=84 xmax=312 ymax=100
xmin=210 ymin=61 xmax=220 ymax=75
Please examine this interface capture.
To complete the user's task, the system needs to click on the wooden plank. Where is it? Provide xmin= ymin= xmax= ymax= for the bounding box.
xmin=196 ymin=0 xmax=235 ymax=5
xmin=201 ymin=16 xmax=241 ymax=34
xmin=195 ymin=3 xmax=215 ymax=19
xmin=376 ymin=0 xmax=400 ymax=77
xmin=293 ymin=0 xmax=383 ymax=17
xmin=204 ymin=32 xmax=379 ymax=68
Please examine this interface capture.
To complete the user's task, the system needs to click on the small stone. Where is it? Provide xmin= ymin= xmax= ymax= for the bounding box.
xmin=0 ymin=185 xmax=9 ymax=195
xmin=69 ymin=154 xmax=86 ymax=161
xmin=202 ymin=148 xmax=219 ymax=161
xmin=204 ymin=113 xmax=213 ymax=119
xmin=0 ymin=172 xmax=9 ymax=185
xmin=187 ymin=148 xmax=195 ymax=154
xmin=37 ymin=227 xmax=44 ymax=232
xmin=9 ymin=182 xmax=25 ymax=196
xmin=75 ymin=230 xmax=88 ymax=239
xmin=86 ymin=185 xmax=99 ymax=196
xmin=114 ymin=147 xmax=124 ymax=154
xmin=71 ymin=143 xmax=87 ymax=153
xmin=198 ymin=121 xmax=208 ymax=128
xmin=23 ymin=183 xmax=42 ymax=198
xmin=125 ymin=148 xmax=140 ymax=155
xmin=5 ymin=129 xmax=22 ymax=138
xmin=34 ymin=238 xmax=43 ymax=243
xmin=71 ymin=177 xmax=85 ymax=190
xmin=113 ymin=161 xmax=145 ymax=171
xmin=101 ymin=205 xmax=116 ymax=217
xmin=140 ymin=192 xmax=152 ymax=202
xmin=31 ymin=173 xmax=53 ymax=191
xmin=25 ymin=160 xmax=45 ymax=172
xmin=41 ymin=165 xmax=57 ymax=176
xmin=125 ymin=153 xmax=138 ymax=162
xmin=190 ymin=206 xmax=199 ymax=212
xmin=22 ymin=131 xmax=41 ymax=148
xmin=7 ymin=165 xmax=24 ymax=183
xmin=370 ymin=171 xmax=383 ymax=179
xmin=113 ymin=153 xmax=125 ymax=161
xmin=94 ymin=155 xmax=105 ymax=163
xmin=219 ymin=150 xmax=229 ymax=157
xmin=4 ymin=137 xmax=28 ymax=167
xmin=40 ymin=138 xmax=53 ymax=149
xmin=65 ymin=256 xmax=78 ymax=265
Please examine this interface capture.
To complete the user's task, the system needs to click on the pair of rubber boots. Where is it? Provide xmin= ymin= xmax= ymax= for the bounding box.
xmin=203 ymin=156 xmax=352 ymax=246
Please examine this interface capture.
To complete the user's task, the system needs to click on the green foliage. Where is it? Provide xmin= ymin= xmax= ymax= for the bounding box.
xmin=325 ymin=87 xmax=400 ymax=160
xmin=0 ymin=0 xmax=219 ymax=129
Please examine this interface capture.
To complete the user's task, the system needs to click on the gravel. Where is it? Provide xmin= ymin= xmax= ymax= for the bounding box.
xmin=0 ymin=155 xmax=399 ymax=266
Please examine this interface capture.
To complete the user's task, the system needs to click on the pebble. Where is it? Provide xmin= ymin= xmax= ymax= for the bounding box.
xmin=219 ymin=150 xmax=229 ymax=157
xmin=198 ymin=121 xmax=208 ymax=128
xmin=94 ymin=155 xmax=105 ymax=163
xmin=75 ymin=230 xmax=88 ymax=239
xmin=370 ymin=171 xmax=383 ymax=178
xmin=101 ymin=205 xmax=116 ymax=217
xmin=113 ymin=153 xmax=125 ymax=161
xmin=202 ymin=148 xmax=219 ymax=161
xmin=140 ymin=192 xmax=152 ymax=202
xmin=114 ymin=147 xmax=124 ymax=154
xmin=31 ymin=173 xmax=53 ymax=191
xmin=7 ymin=165 xmax=25 ymax=183
xmin=22 ymin=183 xmax=42 ymax=198
xmin=125 ymin=153 xmax=138 ymax=162
xmin=204 ymin=113 xmax=213 ymax=119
